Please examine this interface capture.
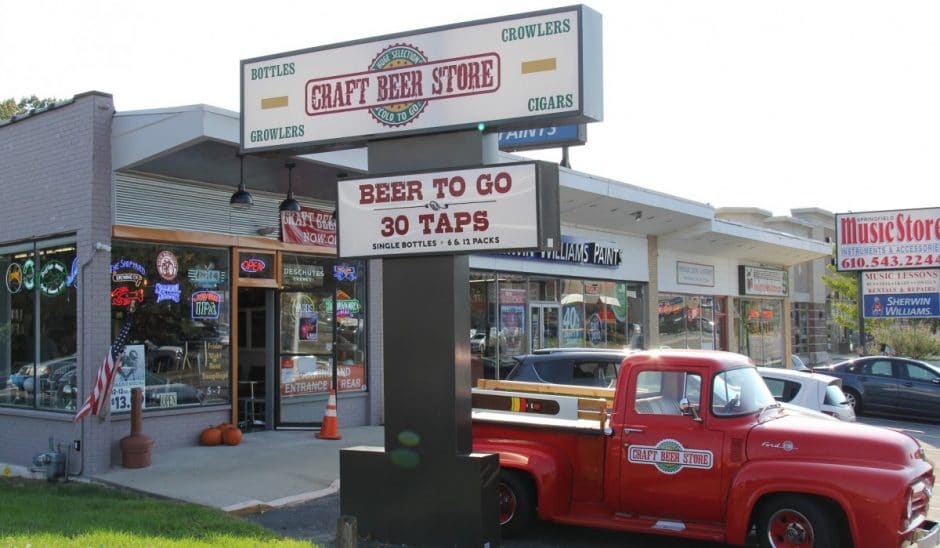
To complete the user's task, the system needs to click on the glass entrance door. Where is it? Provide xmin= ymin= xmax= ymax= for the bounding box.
xmin=529 ymin=304 xmax=560 ymax=351
xmin=277 ymin=290 xmax=334 ymax=427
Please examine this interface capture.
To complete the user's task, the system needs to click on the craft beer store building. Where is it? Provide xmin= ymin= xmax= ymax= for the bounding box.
xmin=0 ymin=93 xmax=378 ymax=475
xmin=0 ymin=93 xmax=830 ymax=476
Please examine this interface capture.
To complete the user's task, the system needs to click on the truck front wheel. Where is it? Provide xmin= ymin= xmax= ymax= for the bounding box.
xmin=497 ymin=469 xmax=534 ymax=537
xmin=755 ymin=495 xmax=844 ymax=548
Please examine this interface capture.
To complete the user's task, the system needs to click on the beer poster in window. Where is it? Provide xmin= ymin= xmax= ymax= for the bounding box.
xmin=111 ymin=344 xmax=145 ymax=412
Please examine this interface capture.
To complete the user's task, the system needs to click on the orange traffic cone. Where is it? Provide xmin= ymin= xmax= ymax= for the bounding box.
xmin=316 ymin=390 xmax=342 ymax=440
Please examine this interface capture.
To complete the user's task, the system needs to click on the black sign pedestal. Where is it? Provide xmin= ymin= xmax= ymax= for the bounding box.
xmin=340 ymin=133 xmax=501 ymax=546
xmin=341 ymin=255 xmax=499 ymax=546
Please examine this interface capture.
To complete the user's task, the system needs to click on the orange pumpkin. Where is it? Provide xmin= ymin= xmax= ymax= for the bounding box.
xmin=199 ymin=427 xmax=222 ymax=446
xmin=222 ymin=427 xmax=243 ymax=446
xmin=217 ymin=422 xmax=236 ymax=431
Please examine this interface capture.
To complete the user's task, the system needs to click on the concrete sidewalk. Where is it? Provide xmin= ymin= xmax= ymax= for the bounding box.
xmin=93 ymin=426 xmax=384 ymax=513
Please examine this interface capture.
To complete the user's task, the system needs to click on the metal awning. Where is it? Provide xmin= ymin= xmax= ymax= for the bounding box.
xmin=111 ymin=104 xmax=367 ymax=202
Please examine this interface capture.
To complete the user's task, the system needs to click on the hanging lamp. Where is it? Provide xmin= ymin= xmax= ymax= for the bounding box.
xmin=229 ymin=154 xmax=254 ymax=209
xmin=279 ymin=161 xmax=301 ymax=212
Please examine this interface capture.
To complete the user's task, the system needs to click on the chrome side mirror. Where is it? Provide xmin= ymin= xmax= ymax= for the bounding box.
xmin=679 ymin=397 xmax=702 ymax=422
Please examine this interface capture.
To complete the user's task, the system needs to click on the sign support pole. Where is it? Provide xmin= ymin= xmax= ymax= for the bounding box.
xmin=340 ymin=131 xmax=500 ymax=546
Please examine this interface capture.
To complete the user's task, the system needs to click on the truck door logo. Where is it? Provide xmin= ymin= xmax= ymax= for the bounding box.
xmin=628 ymin=438 xmax=714 ymax=475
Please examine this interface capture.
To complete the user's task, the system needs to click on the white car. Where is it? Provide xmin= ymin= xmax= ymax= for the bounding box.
xmin=757 ymin=366 xmax=856 ymax=421
xmin=470 ymin=332 xmax=487 ymax=353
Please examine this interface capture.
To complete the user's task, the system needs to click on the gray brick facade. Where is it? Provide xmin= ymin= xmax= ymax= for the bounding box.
xmin=0 ymin=92 xmax=119 ymax=475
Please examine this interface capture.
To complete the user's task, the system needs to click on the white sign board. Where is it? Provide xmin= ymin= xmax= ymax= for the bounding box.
xmin=337 ymin=163 xmax=551 ymax=258
xmin=861 ymin=269 xmax=940 ymax=319
xmin=836 ymin=208 xmax=940 ymax=271
xmin=739 ymin=265 xmax=788 ymax=297
xmin=241 ymin=5 xmax=602 ymax=152
xmin=676 ymin=261 xmax=715 ymax=287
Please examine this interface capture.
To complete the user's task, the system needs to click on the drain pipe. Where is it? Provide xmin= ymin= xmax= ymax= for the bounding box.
xmin=70 ymin=240 xmax=111 ymax=478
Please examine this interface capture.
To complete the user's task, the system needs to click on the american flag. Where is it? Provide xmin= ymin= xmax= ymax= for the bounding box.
xmin=73 ymin=312 xmax=134 ymax=423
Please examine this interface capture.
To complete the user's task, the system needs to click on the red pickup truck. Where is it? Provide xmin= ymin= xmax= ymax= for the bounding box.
xmin=472 ymin=349 xmax=939 ymax=547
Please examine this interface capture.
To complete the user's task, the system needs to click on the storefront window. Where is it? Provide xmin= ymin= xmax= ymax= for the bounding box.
xmin=0 ymin=238 xmax=77 ymax=411
xmin=469 ymin=272 xmax=642 ymax=380
xmin=109 ymin=241 xmax=231 ymax=412
xmin=736 ymin=298 xmax=784 ymax=365
xmin=560 ymin=279 xmax=585 ymax=347
xmin=279 ymin=255 xmax=367 ymax=411
xmin=658 ymin=293 xmax=718 ymax=351
xmin=497 ymin=276 xmax=527 ymax=357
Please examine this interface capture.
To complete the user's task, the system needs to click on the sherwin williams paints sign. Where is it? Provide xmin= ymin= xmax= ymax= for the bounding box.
xmin=336 ymin=162 xmax=559 ymax=258
xmin=240 ymin=5 xmax=602 ymax=152
xmin=836 ymin=208 xmax=940 ymax=271
xmin=862 ymin=269 xmax=940 ymax=319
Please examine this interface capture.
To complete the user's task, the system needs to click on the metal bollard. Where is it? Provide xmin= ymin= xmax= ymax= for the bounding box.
xmin=336 ymin=514 xmax=358 ymax=548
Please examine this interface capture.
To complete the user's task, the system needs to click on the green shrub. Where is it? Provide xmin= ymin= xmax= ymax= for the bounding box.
xmin=872 ymin=323 xmax=940 ymax=359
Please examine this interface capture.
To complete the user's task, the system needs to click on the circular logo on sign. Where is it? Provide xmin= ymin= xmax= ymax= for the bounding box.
xmin=22 ymin=259 xmax=35 ymax=291
xmin=39 ymin=260 xmax=68 ymax=297
xmin=6 ymin=262 xmax=22 ymax=294
xmin=368 ymin=44 xmax=428 ymax=127
xmin=156 ymin=250 xmax=178 ymax=281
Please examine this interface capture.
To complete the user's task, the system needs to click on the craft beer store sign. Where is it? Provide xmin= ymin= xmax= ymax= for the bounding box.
xmin=337 ymin=162 xmax=559 ymax=258
xmin=240 ymin=5 xmax=602 ymax=152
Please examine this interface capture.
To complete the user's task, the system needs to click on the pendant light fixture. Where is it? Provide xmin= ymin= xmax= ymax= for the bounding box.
xmin=229 ymin=154 xmax=254 ymax=209
xmin=279 ymin=161 xmax=301 ymax=212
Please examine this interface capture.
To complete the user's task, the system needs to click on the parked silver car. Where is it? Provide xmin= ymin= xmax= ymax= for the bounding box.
xmin=758 ymin=366 xmax=855 ymax=421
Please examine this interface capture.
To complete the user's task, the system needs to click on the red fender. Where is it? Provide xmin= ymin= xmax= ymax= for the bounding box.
xmin=725 ymin=460 xmax=911 ymax=546
xmin=475 ymin=439 xmax=574 ymax=520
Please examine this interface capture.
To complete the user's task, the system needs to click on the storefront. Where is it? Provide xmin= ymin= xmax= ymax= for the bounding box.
xmin=0 ymin=94 xmax=831 ymax=477
xmin=99 ymin=237 xmax=368 ymax=429
xmin=734 ymin=265 xmax=789 ymax=366
xmin=468 ymin=230 xmax=648 ymax=381
xmin=657 ymin=220 xmax=829 ymax=365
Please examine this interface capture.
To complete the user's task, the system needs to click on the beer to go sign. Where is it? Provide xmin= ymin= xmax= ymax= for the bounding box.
xmin=336 ymin=162 xmax=560 ymax=258
xmin=240 ymin=5 xmax=602 ymax=152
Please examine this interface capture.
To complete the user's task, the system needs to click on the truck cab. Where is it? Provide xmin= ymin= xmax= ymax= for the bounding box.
xmin=472 ymin=349 xmax=939 ymax=547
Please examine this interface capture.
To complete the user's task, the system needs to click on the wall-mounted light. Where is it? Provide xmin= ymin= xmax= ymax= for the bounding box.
xmin=632 ymin=210 xmax=643 ymax=222
xmin=279 ymin=161 xmax=301 ymax=212
xmin=230 ymin=154 xmax=254 ymax=209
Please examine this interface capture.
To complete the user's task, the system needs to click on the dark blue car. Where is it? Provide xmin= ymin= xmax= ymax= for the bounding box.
xmin=814 ymin=356 xmax=940 ymax=420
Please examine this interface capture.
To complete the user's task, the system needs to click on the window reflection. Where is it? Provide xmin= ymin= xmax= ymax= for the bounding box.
xmin=0 ymin=238 xmax=77 ymax=412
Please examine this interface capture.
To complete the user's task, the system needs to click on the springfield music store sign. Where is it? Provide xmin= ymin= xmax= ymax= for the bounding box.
xmin=336 ymin=162 xmax=559 ymax=258
xmin=836 ymin=207 xmax=940 ymax=271
xmin=240 ymin=5 xmax=602 ymax=152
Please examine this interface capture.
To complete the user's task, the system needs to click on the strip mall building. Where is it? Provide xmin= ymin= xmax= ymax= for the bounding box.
xmin=0 ymin=92 xmax=831 ymax=476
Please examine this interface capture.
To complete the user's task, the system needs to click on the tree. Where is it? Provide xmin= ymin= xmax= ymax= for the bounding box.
xmin=0 ymin=95 xmax=59 ymax=120
xmin=822 ymin=264 xmax=940 ymax=357
xmin=821 ymin=264 xmax=859 ymax=332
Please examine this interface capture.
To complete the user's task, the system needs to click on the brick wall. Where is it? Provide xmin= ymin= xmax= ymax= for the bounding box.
xmin=0 ymin=92 xmax=117 ymax=475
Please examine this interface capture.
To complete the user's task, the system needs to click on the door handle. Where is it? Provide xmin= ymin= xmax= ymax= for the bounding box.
xmin=623 ymin=427 xmax=645 ymax=435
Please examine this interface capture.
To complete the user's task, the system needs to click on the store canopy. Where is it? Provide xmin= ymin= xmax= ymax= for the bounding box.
xmin=111 ymin=104 xmax=367 ymax=202
xmin=658 ymin=218 xmax=831 ymax=267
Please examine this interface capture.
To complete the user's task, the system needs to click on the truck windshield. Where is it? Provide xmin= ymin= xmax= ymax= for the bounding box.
xmin=712 ymin=367 xmax=776 ymax=417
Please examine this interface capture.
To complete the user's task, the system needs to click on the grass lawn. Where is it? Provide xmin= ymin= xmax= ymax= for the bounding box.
xmin=0 ymin=477 xmax=313 ymax=547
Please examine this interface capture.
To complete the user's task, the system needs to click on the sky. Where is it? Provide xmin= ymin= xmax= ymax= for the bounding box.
xmin=3 ymin=0 xmax=938 ymax=217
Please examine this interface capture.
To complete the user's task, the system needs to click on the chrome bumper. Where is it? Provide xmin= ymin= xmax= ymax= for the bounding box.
xmin=911 ymin=520 xmax=940 ymax=547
